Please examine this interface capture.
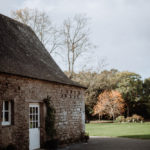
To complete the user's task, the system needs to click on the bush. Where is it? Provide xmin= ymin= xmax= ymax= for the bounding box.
xmin=126 ymin=117 xmax=133 ymax=122
xmin=131 ymin=114 xmax=144 ymax=122
xmin=44 ymin=96 xmax=56 ymax=138
xmin=125 ymin=115 xmax=144 ymax=123
xmin=114 ymin=114 xmax=144 ymax=123
xmin=115 ymin=116 xmax=125 ymax=123
xmin=80 ymin=132 xmax=89 ymax=143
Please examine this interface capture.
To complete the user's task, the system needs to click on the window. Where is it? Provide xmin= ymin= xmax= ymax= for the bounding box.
xmin=2 ymin=101 xmax=11 ymax=126
xmin=29 ymin=105 xmax=39 ymax=128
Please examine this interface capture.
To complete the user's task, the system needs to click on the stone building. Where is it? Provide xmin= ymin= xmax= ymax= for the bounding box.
xmin=0 ymin=14 xmax=85 ymax=150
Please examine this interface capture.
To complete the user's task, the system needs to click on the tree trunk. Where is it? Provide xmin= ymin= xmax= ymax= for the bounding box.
xmin=112 ymin=113 xmax=115 ymax=121
xmin=126 ymin=104 xmax=130 ymax=117
xmin=67 ymin=48 xmax=71 ymax=77
xmin=70 ymin=48 xmax=75 ymax=79
xmin=99 ymin=114 xmax=101 ymax=121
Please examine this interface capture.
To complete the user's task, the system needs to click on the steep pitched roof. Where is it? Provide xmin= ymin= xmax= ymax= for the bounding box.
xmin=0 ymin=14 xmax=85 ymax=88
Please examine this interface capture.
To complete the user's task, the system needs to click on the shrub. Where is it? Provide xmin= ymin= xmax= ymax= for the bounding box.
xmin=80 ymin=132 xmax=89 ymax=143
xmin=126 ymin=117 xmax=133 ymax=122
xmin=115 ymin=116 xmax=125 ymax=123
xmin=125 ymin=115 xmax=144 ymax=123
xmin=132 ymin=114 xmax=144 ymax=122
xmin=44 ymin=96 xmax=56 ymax=138
xmin=114 ymin=115 xmax=144 ymax=123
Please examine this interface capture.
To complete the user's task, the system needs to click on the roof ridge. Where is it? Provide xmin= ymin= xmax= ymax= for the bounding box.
xmin=0 ymin=13 xmax=31 ymax=30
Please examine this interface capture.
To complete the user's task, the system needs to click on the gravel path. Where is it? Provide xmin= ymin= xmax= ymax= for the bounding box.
xmin=59 ymin=136 xmax=150 ymax=150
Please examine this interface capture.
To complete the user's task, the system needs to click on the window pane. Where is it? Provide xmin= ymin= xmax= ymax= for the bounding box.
xmin=5 ymin=112 xmax=9 ymax=121
xmin=30 ymin=107 xmax=32 ymax=114
xmin=33 ymin=115 xmax=35 ymax=121
xmin=36 ymin=107 xmax=38 ymax=114
xmin=36 ymin=122 xmax=38 ymax=128
xmin=30 ymin=115 xmax=32 ymax=121
xmin=1 ymin=112 xmax=3 ymax=122
xmin=30 ymin=122 xmax=33 ymax=128
xmin=33 ymin=122 xmax=35 ymax=128
xmin=36 ymin=115 xmax=38 ymax=121
xmin=33 ymin=107 xmax=35 ymax=113
xmin=5 ymin=101 xmax=9 ymax=110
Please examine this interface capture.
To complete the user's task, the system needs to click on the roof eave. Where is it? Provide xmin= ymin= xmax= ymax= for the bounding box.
xmin=0 ymin=71 xmax=87 ymax=89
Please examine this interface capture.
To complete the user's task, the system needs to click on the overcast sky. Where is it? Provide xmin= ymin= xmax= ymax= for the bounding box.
xmin=0 ymin=0 xmax=150 ymax=79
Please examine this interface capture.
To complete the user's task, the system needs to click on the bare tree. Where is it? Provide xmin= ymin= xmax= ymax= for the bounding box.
xmin=61 ymin=15 xmax=93 ymax=79
xmin=11 ymin=8 xmax=60 ymax=54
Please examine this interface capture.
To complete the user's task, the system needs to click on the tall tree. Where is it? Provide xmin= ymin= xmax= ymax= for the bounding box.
xmin=93 ymin=90 xmax=125 ymax=120
xmin=61 ymin=15 xmax=93 ymax=79
xmin=11 ymin=8 xmax=60 ymax=54
xmin=143 ymin=78 xmax=150 ymax=102
xmin=116 ymin=72 xmax=143 ymax=116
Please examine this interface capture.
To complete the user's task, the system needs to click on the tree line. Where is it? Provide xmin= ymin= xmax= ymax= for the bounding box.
xmin=66 ymin=70 xmax=150 ymax=120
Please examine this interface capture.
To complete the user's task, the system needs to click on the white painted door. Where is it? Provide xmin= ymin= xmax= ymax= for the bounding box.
xmin=29 ymin=103 xmax=40 ymax=150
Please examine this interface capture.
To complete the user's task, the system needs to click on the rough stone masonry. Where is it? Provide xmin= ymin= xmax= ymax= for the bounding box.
xmin=0 ymin=73 xmax=85 ymax=150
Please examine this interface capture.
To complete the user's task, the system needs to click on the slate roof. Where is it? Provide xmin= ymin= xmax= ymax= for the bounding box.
xmin=0 ymin=14 xmax=85 ymax=88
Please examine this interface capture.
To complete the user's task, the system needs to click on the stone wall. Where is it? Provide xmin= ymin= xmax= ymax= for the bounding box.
xmin=0 ymin=73 xmax=85 ymax=150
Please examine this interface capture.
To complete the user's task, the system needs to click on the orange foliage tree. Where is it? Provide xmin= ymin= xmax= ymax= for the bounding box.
xmin=93 ymin=90 xmax=125 ymax=120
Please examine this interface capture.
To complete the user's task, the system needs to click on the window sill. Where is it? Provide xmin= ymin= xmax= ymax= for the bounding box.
xmin=1 ymin=122 xmax=11 ymax=127
xmin=1 ymin=125 xmax=12 ymax=128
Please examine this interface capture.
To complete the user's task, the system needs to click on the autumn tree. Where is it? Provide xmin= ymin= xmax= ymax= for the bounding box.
xmin=93 ymin=90 xmax=125 ymax=120
xmin=11 ymin=8 xmax=60 ymax=54
xmin=61 ymin=15 xmax=93 ymax=79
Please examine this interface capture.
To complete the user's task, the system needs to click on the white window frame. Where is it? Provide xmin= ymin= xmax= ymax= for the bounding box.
xmin=29 ymin=103 xmax=40 ymax=129
xmin=2 ymin=101 xmax=11 ymax=126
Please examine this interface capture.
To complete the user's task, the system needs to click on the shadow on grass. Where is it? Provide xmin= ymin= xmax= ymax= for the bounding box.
xmin=119 ymin=135 xmax=150 ymax=139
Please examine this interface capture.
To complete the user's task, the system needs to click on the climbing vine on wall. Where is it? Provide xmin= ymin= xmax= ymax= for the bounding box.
xmin=44 ymin=96 xmax=56 ymax=139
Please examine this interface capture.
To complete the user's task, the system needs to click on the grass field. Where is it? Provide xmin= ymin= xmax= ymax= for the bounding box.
xmin=86 ymin=122 xmax=150 ymax=139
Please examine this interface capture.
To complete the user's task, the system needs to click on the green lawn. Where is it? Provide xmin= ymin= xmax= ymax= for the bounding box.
xmin=86 ymin=122 xmax=150 ymax=139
